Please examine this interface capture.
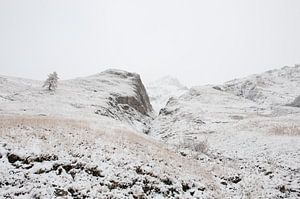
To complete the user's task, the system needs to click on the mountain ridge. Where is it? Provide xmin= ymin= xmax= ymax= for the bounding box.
xmin=1 ymin=65 xmax=300 ymax=198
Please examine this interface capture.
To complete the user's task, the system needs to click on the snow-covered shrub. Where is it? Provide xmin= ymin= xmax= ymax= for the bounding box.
xmin=43 ymin=72 xmax=59 ymax=91
xmin=179 ymin=138 xmax=209 ymax=154
xmin=193 ymin=139 xmax=209 ymax=154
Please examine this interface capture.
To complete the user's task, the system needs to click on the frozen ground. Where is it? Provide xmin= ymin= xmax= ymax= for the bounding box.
xmin=0 ymin=116 xmax=218 ymax=198
xmin=150 ymin=85 xmax=300 ymax=198
xmin=0 ymin=70 xmax=218 ymax=198
xmin=0 ymin=66 xmax=300 ymax=198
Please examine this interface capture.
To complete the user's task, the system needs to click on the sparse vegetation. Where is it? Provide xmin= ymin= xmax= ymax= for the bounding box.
xmin=0 ymin=114 xmax=215 ymax=199
xmin=179 ymin=138 xmax=209 ymax=154
xmin=270 ymin=124 xmax=300 ymax=136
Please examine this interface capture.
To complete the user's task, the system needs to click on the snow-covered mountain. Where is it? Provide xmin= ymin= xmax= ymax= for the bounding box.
xmin=1 ymin=66 xmax=300 ymax=198
xmin=150 ymin=65 xmax=300 ymax=198
xmin=0 ymin=69 xmax=220 ymax=198
xmin=0 ymin=69 xmax=154 ymax=133
xmin=146 ymin=76 xmax=188 ymax=113
xmin=218 ymin=65 xmax=300 ymax=106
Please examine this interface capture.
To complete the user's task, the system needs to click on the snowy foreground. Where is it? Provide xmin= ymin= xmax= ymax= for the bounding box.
xmin=1 ymin=66 xmax=300 ymax=198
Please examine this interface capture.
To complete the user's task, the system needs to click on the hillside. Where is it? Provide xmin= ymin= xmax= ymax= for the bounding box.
xmin=0 ymin=69 xmax=220 ymax=198
xmin=219 ymin=65 xmax=300 ymax=105
xmin=1 ymin=66 xmax=300 ymax=198
xmin=0 ymin=69 xmax=154 ymax=133
xmin=150 ymin=66 xmax=300 ymax=198
xmin=0 ymin=115 xmax=219 ymax=198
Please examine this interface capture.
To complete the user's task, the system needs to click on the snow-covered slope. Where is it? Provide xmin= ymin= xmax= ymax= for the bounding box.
xmin=0 ymin=70 xmax=219 ymax=198
xmin=219 ymin=65 xmax=300 ymax=105
xmin=0 ymin=69 xmax=153 ymax=133
xmin=146 ymin=76 xmax=188 ymax=113
xmin=0 ymin=115 xmax=219 ymax=198
xmin=0 ymin=69 xmax=220 ymax=198
xmin=1 ymin=66 xmax=300 ymax=198
xmin=150 ymin=66 xmax=300 ymax=198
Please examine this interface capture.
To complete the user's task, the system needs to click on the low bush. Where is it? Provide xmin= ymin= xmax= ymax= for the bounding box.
xmin=179 ymin=138 xmax=209 ymax=154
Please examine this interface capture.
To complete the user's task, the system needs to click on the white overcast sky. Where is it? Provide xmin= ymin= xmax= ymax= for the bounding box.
xmin=0 ymin=0 xmax=299 ymax=86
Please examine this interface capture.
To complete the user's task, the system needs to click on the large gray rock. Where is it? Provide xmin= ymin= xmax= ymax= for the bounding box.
xmin=290 ymin=95 xmax=300 ymax=107
xmin=104 ymin=69 xmax=153 ymax=115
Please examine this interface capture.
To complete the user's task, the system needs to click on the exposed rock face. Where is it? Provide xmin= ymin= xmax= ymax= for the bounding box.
xmin=105 ymin=69 xmax=153 ymax=115
xmin=290 ymin=95 xmax=300 ymax=107
xmin=98 ymin=69 xmax=154 ymax=133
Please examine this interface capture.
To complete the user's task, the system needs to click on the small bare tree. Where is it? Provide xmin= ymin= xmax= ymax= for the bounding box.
xmin=43 ymin=72 xmax=59 ymax=91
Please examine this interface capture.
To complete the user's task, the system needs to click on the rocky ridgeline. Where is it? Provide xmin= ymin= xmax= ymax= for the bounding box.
xmin=219 ymin=65 xmax=300 ymax=106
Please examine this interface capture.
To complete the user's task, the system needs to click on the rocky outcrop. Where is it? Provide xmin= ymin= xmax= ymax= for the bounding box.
xmin=104 ymin=69 xmax=153 ymax=115
xmin=77 ymin=69 xmax=155 ymax=133
xmin=96 ymin=70 xmax=154 ymax=133
xmin=289 ymin=95 xmax=300 ymax=108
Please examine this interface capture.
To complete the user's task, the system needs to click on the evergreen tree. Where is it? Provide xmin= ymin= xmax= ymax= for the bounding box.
xmin=43 ymin=72 xmax=59 ymax=91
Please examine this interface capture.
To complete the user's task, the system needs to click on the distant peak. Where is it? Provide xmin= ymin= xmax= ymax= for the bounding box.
xmin=150 ymin=76 xmax=188 ymax=89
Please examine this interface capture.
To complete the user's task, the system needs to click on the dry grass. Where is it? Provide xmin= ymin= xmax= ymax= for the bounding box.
xmin=0 ymin=115 xmax=98 ymax=148
xmin=0 ymin=115 xmax=218 ymax=194
xmin=269 ymin=124 xmax=300 ymax=136
xmin=0 ymin=115 xmax=89 ymax=130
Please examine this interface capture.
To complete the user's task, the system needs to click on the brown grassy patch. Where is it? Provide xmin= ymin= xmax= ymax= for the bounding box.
xmin=0 ymin=115 xmax=88 ymax=130
xmin=269 ymin=124 xmax=300 ymax=136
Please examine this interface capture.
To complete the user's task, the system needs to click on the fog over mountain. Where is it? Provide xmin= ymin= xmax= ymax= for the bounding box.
xmin=1 ymin=0 xmax=300 ymax=86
